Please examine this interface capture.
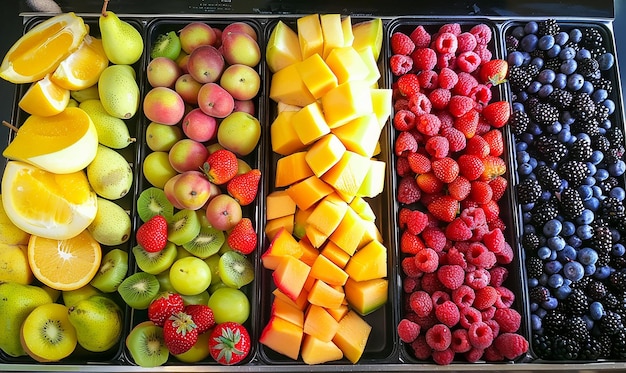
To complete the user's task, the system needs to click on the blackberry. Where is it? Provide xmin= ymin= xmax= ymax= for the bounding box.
xmin=557 ymin=160 xmax=589 ymax=188
xmin=543 ymin=57 xmax=562 ymax=72
xmin=535 ymin=165 xmax=562 ymax=193
xmin=505 ymin=35 xmax=519 ymax=52
xmin=547 ymin=88 xmax=573 ymax=109
xmin=596 ymin=252 xmax=611 ymax=267
xmin=581 ymin=27 xmax=603 ymax=49
xmin=558 ymin=187 xmax=585 ymax=219
xmin=591 ymin=134 xmax=611 ymax=153
xmin=523 ymin=232 xmax=541 ymax=252
xmin=526 ymin=256 xmax=544 ymax=279
xmin=590 ymin=76 xmax=613 ymax=93
xmin=529 ymin=101 xmax=560 ymax=126
xmin=530 ymin=285 xmax=551 ymax=303
xmin=605 ymin=292 xmax=621 ymax=311
xmin=535 ymin=135 xmax=568 ymax=163
xmin=578 ymin=338 xmax=602 ymax=360
xmin=591 ymin=222 xmax=613 ymax=254
xmin=599 ymin=311 xmax=623 ymax=335
xmin=605 ymin=145 xmax=625 ymax=165
xmin=599 ymin=176 xmax=619 ymax=194
xmin=571 ymin=92 xmax=596 ymax=120
xmin=538 ymin=18 xmax=560 ymax=36
xmin=565 ymin=288 xmax=589 ymax=316
xmin=543 ymin=310 xmax=567 ymax=334
xmin=531 ymin=200 xmax=559 ymax=226
xmin=601 ymin=197 xmax=626 ymax=222
xmin=586 ymin=279 xmax=607 ymax=300
xmin=569 ymin=138 xmax=593 ymax=161
xmin=552 ymin=335 xmax=580 ymax=360
xmin=509 ymin=64 xmax=538 ymax=92
xmin=510 ymin=109 xmax=530 ymax=136
xmin=533 ymin=333 xmax=553 ymax=359
xmin=594 ymin=103 xmax=610 ymax=122
xmin=606 ymin=126 xmax=624 ymax=147
xmin=516 ymin=178 xmax=542 ymax=205
xmin=609 ymin=271 xmax=626 ymax=293
xmin=612 ymin=256 xmax=626 ymax=271
xmin=576 ymin=58 xmax=599 ymax=78
xmin=589 ymin=46 xmax=607 ymax=60
xmin=611 ymin=328 xmax=626 ymax=359
xmin=563 ymin=316 xmax=591 ymax=342
xmin=571 ymin=275 xmax=591 ymax=290
xmin=571 ymin=118 xmax=600 ymax=137
xmin=598 ymin=334 xmax=613 ymax=358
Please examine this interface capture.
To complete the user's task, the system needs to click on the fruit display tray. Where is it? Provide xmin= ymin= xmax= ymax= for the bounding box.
xmin=1 ymin=11 xmax=626 ymax=372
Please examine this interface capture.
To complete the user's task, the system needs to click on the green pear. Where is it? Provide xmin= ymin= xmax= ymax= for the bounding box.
xmin=98 ymin=65 xmax=140 ymax=119
xmin=88 ymin=197 xmax=131 ymax=246
xmin=70 ymin=85 xmax=100 ymax=102
xmin=0 ymin=282 xmax=53 ymax=357
xmin=86 ymin=145 xmax=133 ymax=200
xmin=79 ymin=99 xmax=135 ymax=149
xmin=99 ymin=3 xmax=143 ymax=65
xmin=68 ymin=295 xmax=123 ymax=352
xmin=62 ymin=284 xmax=101 ymax=308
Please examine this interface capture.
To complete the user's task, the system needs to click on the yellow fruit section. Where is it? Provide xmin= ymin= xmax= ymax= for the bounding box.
xmin=50 ymin=35 xmax=109 ymax=90
xmin=301 ymin=334 xmax=343 ymax=365
xmin=320 ymin=14 xmax=344 ymax=59
xmin=266 ymin=190 xmax=297 ymax=220
xmin=296 ymin=53 xmax=338 ymax=99
xmin=309 ymin=253 xmax=349 ymax=286
xmin=321 ymin=80 xmax=373 ymax=128
xmin=272 ymin=297 xmax=305 ymax=328
xmin=270 ymin=110 xmax=306 ymax=156
xmin=304 ymin=133 xmax=346 ymax=178
xmin=325 ymin=46 xmax=370 ymax=84
xmin=286 ymin=175 xmax=334 ymax=211
xmin=18 ymin=75 xmax=70 ymax=117
xmin=332 ymin=310 xmax=372 ymax=363
xmin=344 ymin=277 xmax=389 ymax=316
xmin=320 ymin=151 xmax=372 ymax=202
xmin=331 ymin=113 xmax=381 ymax=157
xmin=259 ymin=315 xmax=303 ymax=360
xmin=292 ymin=102 xmax=331 ymax=145
xmin=275 ymin=151 xmax=313 ymax=188
xmin=269 ymin=63 xmax=316 ymax=107
xmin=266 ymin=20 xmax=303 ymax=73
xmin=297 ymin=14 xmax=324 ymax=59
xmin=345 ymin=239 xmax=387 ymax=281
xmin=303 ymin=304 xmax=339 ymax=342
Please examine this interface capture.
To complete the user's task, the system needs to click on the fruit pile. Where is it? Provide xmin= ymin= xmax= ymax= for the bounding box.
xmin=505 ymin=19 xmax=626 ymax=360
xmin=389 ymin=22 xmax=530 ymax=364
xmin=259 ymin=15 xmax=392 ymax=364
xmin=122 ymin=20 xmax=264 ymax=366
xmin=0 ymin=4 xmax=142 ymax=363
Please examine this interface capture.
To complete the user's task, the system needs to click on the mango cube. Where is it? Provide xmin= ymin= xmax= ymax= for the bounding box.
xmin=266 ymin=20 xmax=303 ymax=73
xmin=297 ymin=14 xmax=323 ymax=59
xmin=273 ymin=288 xmax=309 ymax=311
xmin=309 ymin=253 xmax=349 ymax=286
xmin=292 ymin=102 xmax=331 ymax=145
xmin=325 ymin=46 xmax=370 ymax=84
xmin=357 ymin=159 xmax=386 ymax=198
xmin=286 ymin=175 xmax=334 ymax=211
xmin=296 ymin=53 xmax=338 ymax=99
xmin=358 ymin=47 xmax=382 ymax=87
xmin=344 ymin=277 xmax=388 ymax=316
xmin=370 ymin=88 xmax=393 ymax=128
xmin=321 ymin=80 xmax=373 ymax=128
xmin=321 ymin=240 xmax=351 ymax=268
xmin=306 ymin=196 xmax=348 ymax=237
xmin=345 ymin=239 xmax=387 ymax=281
xmin=275 ymin=151 xmax=314 ymax=188
xmin=270 ymin=63 xmax=316 ymax=107
xmin=304 ymin=304 xmax=339 ymax=342
xmin=332 ymin=310 xmax=372 ymax=363
xmin=273 ymin=255 xmax=311 ymax=301
xmin=349 ymin=196 xmax=376 ymax=222
xmin=265 ymin=215 xmax=294 ymax=241
xmin=307 ymin=279 xmax=345 ymax=309
xmin=341 ymin=16 xmax=354 ymax=46
xmin=331 ymin=113 xmax=381 ymax=157
xmin=320 ymin=13 xmax=344 ymax=58
xmin=321 ymin=151 xmax=372 ymax=201
xmin=259 ymin=315 xmax=303 ymax=360
xmin=271 ymin=111 xmax=306 ymax=155
xmin=304 ymin=224 xmax=329 ymax=248
xmin=271 ymin=297 xmax=305 ymax=328
xmin=305 ymin=133 xmax=346 ymax=178
xmin=266 ymin=190 xmax=297 ymax=220
xmin=301 ymin=334 xmax=343 ymax=365
xmin=262 ymin=227 xmax=303 ymax=270
xmin=298 ymin=237 xmax=321 ymax=266
xmin=328 ymin=206 xmax=367 ymax=256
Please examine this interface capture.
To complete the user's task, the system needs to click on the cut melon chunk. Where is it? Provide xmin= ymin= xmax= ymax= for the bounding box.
xmin=266 ymin=20 xmax=303 ymax=73
xmin=297 ymin=14 xmax=324 ymax=59
xmin=321 ymin=80 xmax=373 ymax=128
xmin=320 ymin=240 xmax=351 ymax=268
xmin=305 ymin=133 xmax=346 ymax=178
xmin=296 ymin=53 xmax=338 ymax=99
xmin=260 ymin=315 xmax=303 ymax=360
xmin=286 ymin=175 xmax=334 ymax=211
xmin=307 ymin=279 xmax=344 ymax=309
xmin=271 ymin=110 xmax=306 ymax=156
xmin=262 ymin=227 xmax=303 ymax=270
xmin=320 ymin=13 xmax=344 ymax=59
xmin=303 ymin=304 xmax=339 ymax=342
xmin=328 ymin=206 xmax=367 ymax=256
xmin=345 ymin=239 xmax=387 ymax=281
xmin=344 ymin=277 xmax=388 ymax=316
xmin=332 ymin=310 xmax=372 ymax=363
xmin=269 ymin=63 xmax=316 ymax=107
xmin=273 ymin=255 xmax=311 ymax=301
xmin=331 ymin=113 xmax=381 ymax=158
xmin=275 ymin=151 xmax=313 ymax=188
xmin=301 ymin=334 xmax=343 ymax=365
xmin=309 ymin=252 xmax=349 ymax=286
xmin=271 ymin=297 xmax=304 ymax=328
xmin=265 ymin=215 xmax=294 ymax=241
xmin=266 ymin=190 xmax=297 ymax=220
xmin=292 ymin=102 xmax=331 ymax=145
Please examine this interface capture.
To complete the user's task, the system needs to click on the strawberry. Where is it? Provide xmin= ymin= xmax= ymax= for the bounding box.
xmin=397 ymin=73 xmax=421 ymax=97
xmin=427 ymin=195 xmax=459 ymax=222
xmin=481 ymin=101 xmax=511 ymax=128
xmin=391 ymin=31 xmax=416 ymax=55
xmin=148 ymin=292 xmax=185 ymax=327
xmin=209 ymin=322 xmax=251 ymax=365
xmin=407 ymin=152 xmax=431 ymax=174
xmin=163 ymin=311 xmax=198 ymax=355
xmin=469 ymin=180 xmax=493 ymax=204
xmin=227 ymin=169 xmax=261 ymax=206
xmin=480 ymin=155 xmax=506 ymax=181
xmin=227 ymin=218 xmax=257 ymax=255
xmin=478 ymin=59 xmax=508 ymax=85
xmin=184 ymin=304 xmax=216 ymax=334
xmin=416 ymin=172 xmax=444 ymax=194
xmin=136 ymin=215 xmax=168 ymax=253
xmin=465 ymin=134 xmax=490 ymax=158
xmin=431 ymin=157 xmax=459 ymax=183
xmin=440 ymin=126 xmax=466 ymax=152
xmin=453 ymin=109 xmax=479 ymax=138
xmin=447 ymin=175 xmax=471 ymax=201
xmin=482 ymin=129 xmax=504 ymax=157
xmin=488 ymin=176 xmax=508 ymax=201
xmin=457 ymin=154 xmax=485 ymax=181
xmin=203 ymin=149 xmax=238 ymax=185
xmin=401 ymin=230 xmax=426 ymax=254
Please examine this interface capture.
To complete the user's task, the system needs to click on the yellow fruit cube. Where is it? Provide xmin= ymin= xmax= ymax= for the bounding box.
xmin=331 ymin=113 xmax=381 ymax=158
xmin=305 ymin=133 xmax=346 ymax=178
xmin=332 ymin=310 xmax=372 ymax=363
xmin=359 ymin=219 xmax=383 ymax=248
xmin=320 ymin=240 xmax=351 ymax=268
xmin=259 ymin=315 xmax=303 ymax=360
xmin=345 ymin=239 xmax=387 ymax=281
xmin=273 ymin=288 xmax=309 ymax=311
xmin=304 ymin=304 xmax=339 ymax=342
xmin=370 ymin=88 xmax=393 ymax=128
xmin=357 ymin=159 xmax=386 ymax=198
xmin=358 ymin=47 xmax=382 ymax=87
xmin=321 ymin=80 xmax=373 ymax=128
xmin=341 ymin=16 xmax=354 ymax=46
xmin=270 ymin=63 xmax=316 ymax=107
xmin=344 ymin=277 xmax=388 ymax=316
xmin=328 ymin=206 xmax=367 ymax=256
xmin=351 ymin=18 xmax=383 ymax=61
xmin=286 ymin=175 xmax=334 ymax=211
xmin=271 ymin=111 xmax=306 ymax=156
xmin=306 ymin=196 xmax=348 ymax=237
xmin=296 ymin=53 xmax=338 ymax=99
xmin=292 ymin=102 xmax=331 ymax=145
xmin=266 ymin=190 xmax=297 ymax=220
xmin=321 ymin=151 xmax=371 ymax=200
xmin=297 ymin=14 xmax=324 ymax=59
xmin=309 ymin=253 xmax=349 ymax=286
xmin=304 ymin=224 xmax=329 ymax=248
xmin=262 ymin=227 xmax=303 ymax=270
xmin=301 ymin=334 xmax=343 ymax=365
xmin=275 ymin=151 xmax=314 ymax=188
xmin=307 ymin=279 xmax=345 ymax=309
xmin=320 ymin=14 xmax=344 ymax=59
xmin=325 ymin=46 xmax=370 ymax=85
xmin=271 ymin=297 xmax=304 ymax=328
xmin=265 ymin=215 xmax=294 ymax=241
xmin=267 ymin=20 xmax=303 ymax=73
xmin=298 ymin=237 xmax=320 ymax=266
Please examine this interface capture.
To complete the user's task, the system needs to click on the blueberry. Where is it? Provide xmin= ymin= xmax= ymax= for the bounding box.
xmin=522 ymin=203 xmax=535 ymax=213
xmin=537 ymin=246 xmax=552 ymax=260
xmin=540 ymin=190 xmax=553 ymax=202
xmin=586 ymin=162 xmax=597 ymax=176
xmin=508 ymin=51 xmax=525 ymax=66
xmin=597 ymin=52 xmax=615 ymax=70
xmin=594 ymin=265 xmax=611 ymax=280
xmin=592 ymin=185 xmax=603 ymax=198
xmin=576 ymin=224 xmax=594 ymax=240
xmin=545 ymin=260 xmax=563 ymax=274
xmin=554 ymin=284 xmax=572 ymax=300
xmin=536 ymin=307 xmax=548 ymax=319
xmin=583 ymin=315 xmax=595 ymax=330
xmin=515 ymin=141 xmax=528 ymax=152
xmin=531 ymin=314 xmax=542 ymax=331
xmin=527 ymin=122 xmax=543 ymax=136
xmin=561 ymin=221 xmax=576 ymax=236
xmin=523 ymin=223 xmax=536 ymax=234
xmin=560 ymin=110 xmax=575 ymax=125
xmin=609 ymin=186 xmax=625 ymax=201
xmin=555 ymin=31 xmax=569 ymax=45
xmin=524 ymin=21 xmax=539 ymax=34
xmin=584 ymin=264 xmax=596 ymax=276
xmin=569 ymin=28 xmax=583 ymax=43
xmin=567 ymin=73 xmax=584 ymax=90
xmin=527 ymin=80 xmax=542 ymax=94
xmin=542 ymin=296 xmax=559 ymax=310
xmin=609 ymin=160 xmax=626 ymax=177
xmin=538 ymin=35 xmax=555 ymax=50
xmin=531 ymin=57 xmax=544 ymax=69
xmin=563 ymin=261 xmax=585 ymax=282
xmin=576 ymin=48 xmax=592 ymax=60
xmin=602 ymin=98 xmax=615 ymax=114
xmin=516 ymin=151 xmax=530 ymax=164
xmin=538 ymin=69 xmax=556 ymax=84
xmin=558 ymin=245 xmax=577 ymax=261
xmin=530 ymin=302 xmax=539 ymax=312
xmin=553 ymin=72 xmax=567 ymax=89
xmin=546 ymin=120 xmax=562 ymax=134
xmin=557 ymin=128 xmax=572 ymax=143
xmin=559 ymin=46 xmax=576 ymax=60
xmin=560 ymin=59 xmax=578 ymax=75
xmin=583 ymin=196 xmax=601 ymax=211
xmin=521 ymin=34 xmax=539 ymax=52
xmin=576 ymin=209 xmax=594 ymax=225
xmin=519 ymin=132 xmax=534 ymax=144
xmin=611 ymin=229 xmax=621 ymax=242
xmin=539 ymin=273 xmax=549 ymax=286
xmin=590 ymin=301 xmax=604 ymax=320
xmin=578 ymin=247 xmax=599 ymax=265
xmin=538 ymin=84 xmax=554 ymax=98
xmin=612 ymin=243 xmax=626 ymax=257
xmin=543 ymin=219 xmax=562 ymax=237
xmin=528 ymin=277 xmax=539 ymax=288
xmin=580 ymin=81 xmax=594 ymax=94
xmin=516 ymin=91 xmax=529 ymax=102
xmin=589 ymin=150 xmax=604 ymax=164
xmin=518 ymin=163 xmax=533 ymax=176
xmin=547 ymin=44 xmax=561 ymax=58
xmin=548 ymin=273 xmax=564 ymax=288
xmin=548 ymin=236 xmax=566 ymax=251
xmin=591 ymin=89 xmax=608 ymax=103
xmin=528 ymin=157 xmax=538 ymax=169
xmin=512 ymin=26 xmax=526 ymax=39
xmin=583 ymin=176 xmax=596 ymax=186
xmin=595 ymin=168 xmax=609 ymax=181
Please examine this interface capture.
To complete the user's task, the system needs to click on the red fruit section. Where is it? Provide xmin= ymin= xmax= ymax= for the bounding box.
xmin=388 ymin=20 xmax=530 ymax=364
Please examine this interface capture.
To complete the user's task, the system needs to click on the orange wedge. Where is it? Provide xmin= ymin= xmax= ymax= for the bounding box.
xmin=1 ymin=161 xmax=98 ymax=241
xmin=3 ymin=107 xmax=98 ymax=174
xmin=18 ymin=75 xmax=70 ymax=116
xmin=50 ymin=35 xmax=109 ymax=90
xmin=28 ymin=229 xmax=102 ymax=291
xmin=0 ymin=12 xmax=88 ymax=84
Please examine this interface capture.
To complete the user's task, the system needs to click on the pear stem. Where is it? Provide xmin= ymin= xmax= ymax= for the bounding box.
xmin=101 ymin=0 xmax=109 ymax=17
xmin=2 ymin=121 xmax=19 ymax=133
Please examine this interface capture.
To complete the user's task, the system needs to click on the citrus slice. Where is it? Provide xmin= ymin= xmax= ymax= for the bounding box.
xmin=50 ymin=35 xmax=109 ymax=90
xmin=28 ymin=229 xmax=102 ymax=291
xmin=1 ymin=161 xmax=98 ymax=240
xmin=3 ymin=107 xmax=98 ymax=174
xmin=0 ymin=12 xmax=88 ymax=84
xmin=18 ymin=75 xmax=70 ymax=117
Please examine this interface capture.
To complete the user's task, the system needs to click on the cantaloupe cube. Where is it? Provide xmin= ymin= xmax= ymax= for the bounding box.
xmin=304 ymin=224 xmax=328 ymax=248
xmin=259 ymin=315 xmax=303 ymax=360
xmin=370 ymin=88 xmax=392 ymax=128
xmin=332 ymin=310 xmax=372 ymax=363
xmin=328 ymin=206 xmax=367 ymax=256
xmin=270 ymin=63 xmax=316 ymax=107
xmin=321 ymin=151 xmax=371 ymax=200
xmin=266 ymin=20 xmax=303 ymax=73
xmin=357 ymin=159 xmax=386 ymax=198
xmin=351 ymin=18 xmax=383 ymax=61
xmin=327 ymin=304 xmax=350 ymax=322
xmin=298 ymin=237 xmax=320 ymax=266
xmin=309 ymin=253 xmax=349 ymax=286
xmin=307 ymin=279 xmax=345 ymax=309
xmin=320 ymin=14 xmax=344 ymax=59
xmin=341 ymin=16 xmax=354 ymax=46
xmin=305 ymin=133 xmax=346 ymax=178
xmin=292 ymin=102 xmax=331 ymax=145
xmin=271 ymin=111 xmax=306 ymax=156
xmin=325 ymin=46 xmax=370 ymax=84
xmin=349 ymin=196 xmax=376 ymax=222
xmin=345 ymin=239 xmax=387 ymax=281
xmin=344 ymin=277 xmax=388 ymax=316
xmin=301 ymin=334 xmax=343 ymax=365
xmin=287 ymin=175 xmax=334 ymax=211
xmin=358 ymin=47 xmax=382 ymax=87
xmin=273 ymin=288 xmax=309 ymax=311
xmin=331 ymin=113 xmax=381 ymax=157
xmin=321 ymin=80 xmax=373 ymax=128
xmin=306 ymin=197 xmax=348 ymax=237
xmin=273 ymin=255 xmax=311 ymax=301
xmin=293 ymin=206 xmax=313 ymax=239
xmin=265 ymin=215 xmax=294 ymax=241
xmin=303 ymin=273 xmax=317 ymax=292
xmin=266 ymin=190 xmax=297 ymax=220
xmin=296 ymin=53 xmax=338 ymax=99
xmin=262 ymin=227 xmax=303 ymax=270
xmin=304 ymin=304 xmax=340 ymax=342
xmin=275 ymin=151 xmax=314 ymax=188
xmin=321 ymin=241 xmax=351 ymax=268
xmin=297 ymin=14 xmax=323 ymax=59
xmin=271 ymin=297 xmax=305 ymax=327
xmin=358 ymin=220 xmax=383 ymax=248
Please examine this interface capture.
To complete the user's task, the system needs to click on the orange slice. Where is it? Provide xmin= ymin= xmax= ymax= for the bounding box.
xmin=3 ymin=107 xmax=98 ymax=174
xmin=28 ymin=229 xmax=102 ymax=291
xmin=1 ymin=161 xmax=98 ymax=240
xmin=18 ymin=75 xmax=70 ymax=116
xmin=50 ymin=35 xmax=109 ymax=90
xmin=0 ymin=12 xmax=88 ymax=84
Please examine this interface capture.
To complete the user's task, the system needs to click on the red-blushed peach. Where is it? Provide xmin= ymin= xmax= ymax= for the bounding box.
xmin=187 ymin=45 xmax=225 ymax=84
xmin=221 ymin=32 xmax=261 ymax=67
xmin=233 ymin=99 xmax=255 ymax=115
xmin=143 ymin=87 xmax=185 ymax=125
xmin=168 ymin=138 xmax=210 ymax=173
xmin=175 ymin=73 xmax=202 ymax=105
xmin=147 ymin=57 xmax=181 ymax=88
xmin=205 ymin=194 xmax=242 ymax=231
xmin=172 ymin=170 xmax=213 ymax=210
xmin=179 ymin=22 xmax=217 ymax=53
xmin=182 ymin=108 xmax=218 ymax=143
xmin=219 ymin=64 xmax=260 ymax=101
xmin=222 ymin=22 xmax=258 ymax=41
xmin=197 ymin=82 xmax=234 ymax=118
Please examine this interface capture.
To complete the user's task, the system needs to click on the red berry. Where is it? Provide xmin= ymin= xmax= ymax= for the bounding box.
xmin=425 ymin=135 xmax=449 ymax=159
xmin=439 ymin=23 xmax=461 ymax=35
xmin=456 ymin=51 xmax=481 ymax=73
xmin=478 ymin=59 xmax=508 ymax=85
xmin=411 ymin=335 xmax=432 ymax=360
xmin=427 ymin=195 xmax=459 ymax=223
xmin=409 ymin=290 xmax=433 ymax=317
xmin=483 ymin=228 xmax=506 ymax=254
xmin=448 ymin=175 xmax=471 ymax=201
xmin=209 ymin=322 xmax=251 ymax=365
xmin=469 ymin=180 xmax=493 ymax=204
xmin=416 ymin=113 xmax=441 ymax=136
xmin=391 ymin=32 xmax=416 ymax=55
xmin=453 ymin=72 xmax=478 ymax=96
xmin=474 ymin=44 xmax=492 ymax=65
xmin=397 ymin=318 xmax=421 ymax=343
xmin=148 ymin=292 xmax=185 ymax=327
xmin=421 ymin=227 xmax=447 ymax=252
xmin=437 ymin=264 xmax=465 ymax=290
xmin=407 ymin=152 xmax=431 ymax=174
xmin=397 ymin=73 xmax=421 ymax=97
xmin=488 ymin=176 xmax=508 ymax=201
xmin=390 ymin=54 xmax=414 ymax=76
xmin=136 ymin=215 xmax=168 ymax=253
xmin=184 ymin=304 xmax=216 ymax=334
xmin=398 ymin=175 xmax=421 ymax=205
xmin=395 ymin=131 xmax=418 ymax=156
xmin=466 ymin=242 xmax=497 ymax=269
xmin=396 ymin=156 xmax=412 ymax=177
xmin=428 ymin=88 xmax=451 ymax=110
xmin=465 ymin=135 xmax=491 ymax=158
xmin=493 ymin=308 xmax=522 ymax=333
xmin=409 ymin=25 xmax=432 ymax=48
xmin=451 ymin=328 xmax=472 ymax=353
xmin=425 ymin=323 xmax=452 ymax=351
xmin=163 ymin=311 xmax=199 ymax=355
xmin=446 ymin=217 xmax=472 ymax=241
xmin=203 ymin=149 xmax=238 ymax=185
xmin=452 ymin=285 xmax=476 ymax=308
xmin=408 ymin=92 xmax=432 ymax=116
xmin=453 ymin=109 xmax=479 ymax=139
xmin=406 ymin=209 xmax=429 ymax=235
xmin=481 ymin=101 xmax=511 ymax=128
xmin=432 ymin=157 xmax=459 ymax=183
xmin=227 ymin=218 xmax=257 ymax=255
xmin=493 ymin=333 xmax=529 ymax=360
xmin=393 ymin=109 xmax=417 ymax=131
xmin=433 ymin=32 xmax=458 ymax=54
xmin=457 ymin=154 xmax=485 ymax=181
xmin=457 ymin=32 xmax=478 ymax=53
xmin=469 ymin=83 xmax=493 ymax=105
xmin=227 ymin=169 xmax=261 ymax=206
xmin=441 ymin=126 xmax=466 ymax=152
xmin=489 ymin=266 xmax=509 ymax=287
xmin=414 ymin=247 xmax=439 ymax=273
xmin=435 ymin=300 xmax=460 ymax=327
xmin=465 ymin=268 xmax=491 ymax=290
xmin=468 ymin=321 xmax=494 ymax=349
xmin=417 ymin=70 xmax=438 ymax=89
xmin=438 ymin=67 xmax=458 ymax=89
xmin=448 ymin=95 xmax=475 ymax=118
xmin=432 ymin=348 xmax=455 ymax=365
xmin=416 ymin=172 xmax=444 ymax=194
xmin=474 ymin=286 xmax=499 ymax=310
xmin=411 ymin=48 xmax=437 ymax=71
xmin=470 ymin=24 xmax=492 ymax=45
xmin=480 ymin=156 xmax=507 ymax=181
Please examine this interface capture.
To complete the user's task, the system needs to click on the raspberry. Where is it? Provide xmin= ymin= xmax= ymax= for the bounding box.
xmin=432 ymin=348 xmax=455 ymax=365
xmin=437 ymin=52 xmax=456 ymax=70
xmin=448 ymin=95 xmax=475 ymax=117
xmin=489 ymin=266 xmax=508 ymax=287
xmin=396 ymin=156 xmax=411 ymax=177
xmin=433 ymin=32 xmax=458 ymax=54
xmin=465 ymin=268 xmax=491 ymax=290
xmin=494 ymin=286 xmax=515 ymax=308
xmin=473 ymin=44 xmax=492 ymax=65
xmin=416 ymin=113 xmax=442 ymax=136
xmin=438 ymin=67 xmax=458 ymax=89
xmin=459 ymin=306 xmax=482 ymax=329
xmin=439 ymin=23 xmax=462 ymax=36
xmin=488 ymin=217 xmax=507 ymax=231
xmin=468 ymin=321 xmax=494 ymax=349
xmin=493 ymin=308 xmax=521 ymax=333
xmin=435 ymin=300 xmax=460 ymax=327
xmin=493 ymin=333 xmax=529 ymax=360
xmin=427 ymin=89 xmax=449 ymax=111
xmin=402 ymin=255 xmax=420 ymax=276
xmin=470 ymin=24 xmax=492 ymax=45
xmin=466 ymin=242 xmax=497 ymax=269
xmin=417 ymin=70 xmax=438 ymax=90
xmin=457 ymin=32 xmax=478 ymax=52
xmin=421 ymin=227 xmax=447 ymax=252
xmin=457 ymin=154 xmax=485 ymax=181
xmin=474 ymin=286 xmax=499 ymax=310
xmin=475 ymin=119 xmax=492 ymax=136
xmin=440 ymin=126 xmax=466 ymax=152
xmin=425 ymin=323 xmax=452 ymax=351
xmin=453 ymin=72 xmax=478 ymax=96
xmin=446 ymin=217 xmax=472 ymax=242
xmin=436 ymin=111 xmax=455 ymax=128
xmin=469 ymin=83 xmax=493 ymax=105
xmin=390 ymin=54 xmax=413 ymax=76
xmin=464 ymin=347 xmax=485 ymax=362
xmin=391 ymin=32 xmax=416 ymax=55
xmin=431 ymin=290 xmax=451 ymax=307
xmin=406 ymin=209 xmax=429 ymax=235
xmin=399 ymin=207 xmax=412 ymax=229
xmin=393 ymin=109 xmax=416 ymax=131
xmin=424 ymin=135 xmax=449 ymax=159
xmin=411 ymin=335 xmax=432 ymax=360
xmin=421 ymin=272 xmax=445 ymax=293
xmin=398 ymin=318 xmax=421 ymax=343
xmin=395 ymin=130 xmax=418 ymax=157
xmin=409 ymin=25 xmax=432 ymax=48
xmin=451 ymin=328 xmax=472 ymax=353
xmin=403 ymin=276 xmax=419 ymax=293
xmin=495 ymin=242 xmax=514 ymax=265
xmin=483 ymin=228 xmax=505 ymax=254
xmin=480 ymin=200 xmax=500 ymax=223
xmin=483 ymin=344 xmax=504 ymax=361
xmin=409 ymin=290 xmax=433 ymax=317
xmin=397 ymin=175 xmax=421 ymax=205
xmin=456 ymin=51 xmax=482 ymax=73
xmin=437 ymin=264 xmax=465 ymax=290
xmin=482 ymin=306 xmax=497 ymax=322
xmin=408 ymin=92 xmax=432 ymax=116
xmin=488 ymin=176 xmax=507 ymax=201
xmin=397 ymin=73 xmax=421 ymax=97
xmin=444 ymin=246 xmax=467 ymax=268
xmin=411 ymin=48 xmax=437 ymax=71
xmin=460 ymin=207 xmax=487 ymax=230
xmin=394 ymin=97 xmax=410 ymax=111
xmin=407 ymin=152 xmax=431 ymax=174
xmin=414 ymin=247 xmax=439 ymax=273
xmin=401 ymin=230 xmax=425 ymax=254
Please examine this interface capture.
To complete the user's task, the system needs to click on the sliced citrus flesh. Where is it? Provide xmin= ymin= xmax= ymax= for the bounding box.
xmin=18 ymin=74 xmax=70 ymax=116
xmin=1 ymin=161 xmax=98 ymax=240
xmin=0 ymin=12 xmax=88 ymax=84
xmin=3 ymin=107 xmax=98 ymax=174
xmin=50 ymin=35 xmax=109 ymax=90
xmin=28 ymin=229 xmax=102 ymax=291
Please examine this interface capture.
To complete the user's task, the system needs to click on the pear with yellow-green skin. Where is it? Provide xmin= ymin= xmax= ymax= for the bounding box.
xmin=88 ymin=197 xmax=131 ymax=246
xmin=98 ymin=64 xmax=140 ymax=119
xmin=99 ymin=3 xmax=143 ymax=65
xmin=68 ymin=295 xmax=123 ymax=352
xmin=0 ymin=243 xmax=32 ymax=284
xmin=79 ymin=99 xmax=135 ymax=149
xmin=86 ymin=145 xmax=133 ymax=200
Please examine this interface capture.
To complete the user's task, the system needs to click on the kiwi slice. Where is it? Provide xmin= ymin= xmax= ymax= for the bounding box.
xmin=117 ymin=272 xmax=160 ymax=309
xmin=150 ymin=31 xmax=182 ymax=60
xmin=21 ymin=303 xmax=77 ymax=362
xmin=90 ymin=249 xmax=129 ymax=292
xmin=132 ymin=242 xmax=178 ymax=275
xmin=126 ymin=321 xmax=169 ymax=367
xmin=182 ymin=226 xmax=225 ymax=259
xmin=136 ymin=187 xmax=174 ymax=223
xmin=168 ymin=209 xmax=201 ymax=246
xmin=218 ymin=251 xmax=254 ymax=289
